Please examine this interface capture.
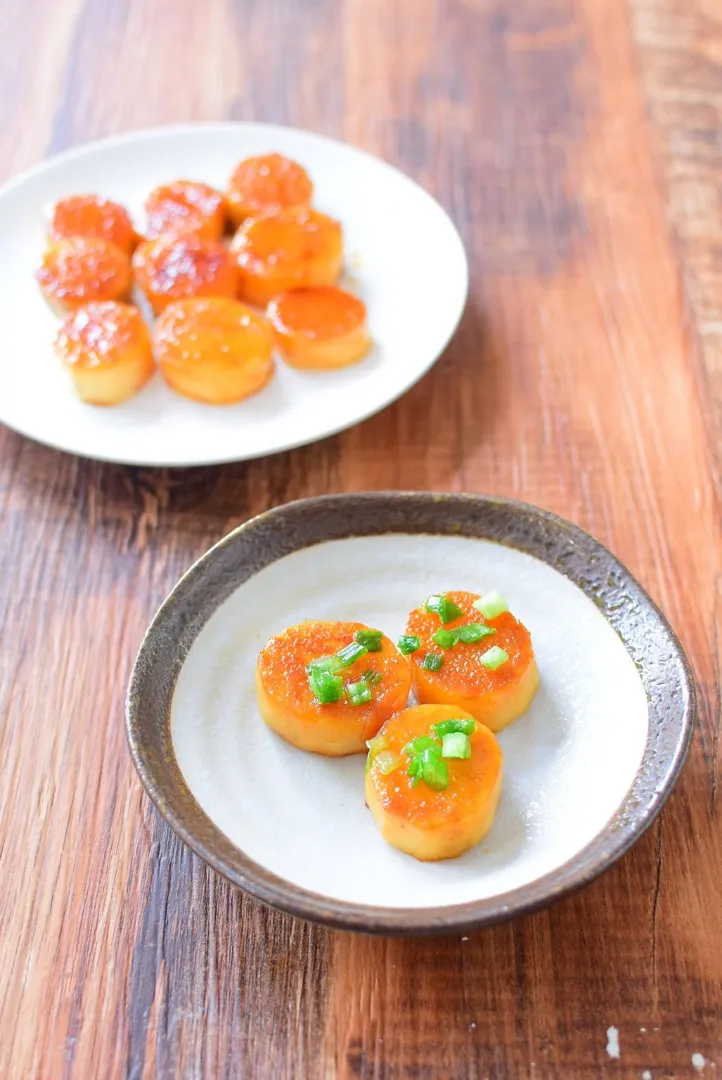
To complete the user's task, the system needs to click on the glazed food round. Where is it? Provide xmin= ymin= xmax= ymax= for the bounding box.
xmin=48 ymin=194 xmax=137 ymax=255
xmin=365 ymin=704 xmax=503 ymax=861
xmin=36 ymin=236 xmax=132 ymax=315
xmin=232 ymin=208 xmax=343 ymax=308
xmin=54 ymin=301 xmax=154 ymax=405
xmin=153 ymin=298 xmax=274 ymax=405
xmin=132 ymin=235 xmax=239 ymax=316
xmin=402 ymin=591 xmax=539 ymax=731
xmin=256 ymin=620 xmax=412 ymax=755
xmin=267 ymin=286 xmax=371 ymax=370
xmin=225 ymin=153 xmax=313 ymax=226
xmin=144 ymin=180 xmax=226 ymax=241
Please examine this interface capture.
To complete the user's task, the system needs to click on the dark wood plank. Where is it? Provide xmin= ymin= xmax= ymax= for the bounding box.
xmin=0 ymin=0 xmax=720 ymax=1076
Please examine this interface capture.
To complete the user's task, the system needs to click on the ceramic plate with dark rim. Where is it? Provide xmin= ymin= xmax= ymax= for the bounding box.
xmin=126 ymin=493 xmax=695 ymax=934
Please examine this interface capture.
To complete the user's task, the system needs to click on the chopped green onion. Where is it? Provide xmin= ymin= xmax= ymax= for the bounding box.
xmin=407 ymin=755 xmax=423 ymax=786
xmin=336 ymin=640 xmax=368 ymax=667
xmin=431 ymin=718 xmax=476 ymax=737
xmin=374 ymin=751 xmax=401 ymax=775
xmin=365 ymin=733 xmax=387 ymax=772
xmin=406 ymin=745 xmax=448 ymax=790
xmin=415 ymin=747 xmax=449 ymax=791
xmin=421 ymin=651 xmax=444 ymax=671
xmin=403 ymin=736 xmax=450 ymax=791
xmin=346 ymin=680 xmax=373 ymax=706
xmin=441 ymin=732 xmax=472 ymax=759
xmin=362 ymin=669 xmax=382 ymax=687
xmin=431 ymin=623 xmax=496 ymax=649
xmin=454 ymin=622 xmax=496 ymax=644
xmin=307 ymin=654 xmax=343 ymax=675
xmin=397 ymin=635 xmax=421 ymax=655
xmin=308 ymin=667 xmax=343 ymax=703
xmin=355 ymin=629 xmax=383 ymax=652
xmin=366 ymin=733 xmax=387 ymax=753
xmin=480 ymin=645 xmax=509 ymax=670
xmin=402 ymin=735 xmax=440 ymax=757
xmin=432 ymin=627 xmax=457 ymax=649
xmin=309 ymin=639 xmax=370 ymax=677
xmin=473 ymin=591 xmax=509 ymax=620
xmin=425 ymin=594 xmax=464 ymax=623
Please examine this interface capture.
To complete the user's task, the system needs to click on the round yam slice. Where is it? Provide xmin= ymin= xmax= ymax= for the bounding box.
xmin=144 ymin=180 xmax=226 ymax=241
xmin=231 ymin=208 xmax=342 ymax=308
xmin=153 ymin=297 xmax=274 ymax=404
xmin=404 ymin=591 xmax=539 ymax=732
xmin=36 ymin=236 xmax=132 ymax=315
xmin=55 ymin=301 xmax=153 ymax=405
xmin=267 ymin=286 xmax=371 ymax=370
xmin=225 ymin=153 xmax=313 ymax=226
xmin=48 ymin=194 xmax=137 ymax=255
xmin=256 ymin=620 xmax=411 ymax=756
xmin=365 ymin=704 xmax=503 ymax=861
xmin=132 ymin=235 xmax=238 ymax=316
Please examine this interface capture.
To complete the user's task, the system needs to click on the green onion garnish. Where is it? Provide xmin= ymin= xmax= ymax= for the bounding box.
xmin=355 ymin=629 xmax=383 ymax=652
xmin=403 ymin=735 xmax=450 ymax=791
xmin=407 ymin=755 xmax=423 ymax=786
xmin=453 ymin=622 xmax=496 ymax=644
xmin=480 ymin=645 xmax=509 ymax=670
xmin=415 ymin=746 xmax=449 ymax=790
xmin=432 ymin=627 xmax=456 ymax=649
xmin=346 ymin=680 xmax=373 ymax=706
xmin=308 ymin=667 xmax=343 ymax=703
xmin=307 ymin=654 xmax=343 ymax=675
xmin=473 ymin=590 xmax=509 ymax=620
xmin=362 ymin=669 xmax=382 ymax=687
xmin=374 ymin=751 xmax=401 ymax=775
xmin=425 ymin=594 xmax=464 ymax=623
xmin=402 ymin=734 xmax=440 ymax=756
xmin=308 ymin=638 xmax=370 ymax=679
xmin=397 ymin=635 xmax=421 ymax=655
xmin=430 ymin=718 xmax=476 ymax=737
xmin=365 ymin=733 xmax=387 ymax=772
xmin=336 ymin=640 xmax=368 ymax=667
xmin=431 ymin=623 xmax=496 ymax=650
xmin=421 ymin=651 xmax=444 ymax=671
xmin=441 ymin=732 xmax=472 ymax=759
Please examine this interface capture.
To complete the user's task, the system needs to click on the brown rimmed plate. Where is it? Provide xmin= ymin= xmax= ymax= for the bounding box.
xmin=126 ymin=492 xmax=695 ymax=934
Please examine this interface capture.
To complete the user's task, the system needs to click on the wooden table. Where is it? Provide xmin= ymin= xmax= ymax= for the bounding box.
xmin=1 ymin=0 xmax=721 ymax=1076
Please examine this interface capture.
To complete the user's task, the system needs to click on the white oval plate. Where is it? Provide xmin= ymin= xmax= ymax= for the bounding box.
xmin=127 ymin=494 xmax=694 ymax=933
xmin=0 ymin=123 xmax=467 ymax=466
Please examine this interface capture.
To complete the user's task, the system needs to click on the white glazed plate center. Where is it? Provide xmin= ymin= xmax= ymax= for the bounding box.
xmin=171 ymin=535 xmax=648 ymax=910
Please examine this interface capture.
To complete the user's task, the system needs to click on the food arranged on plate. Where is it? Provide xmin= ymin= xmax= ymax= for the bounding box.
xmin=132 ymin=234 xmax=239 ymax=315
xmin=365 ymin=705 xmax=503 ymax=861
xmin=143 ymin=180 xmax=226 ymax=241
xmin=36 ymin=235 xmax=133 ymax=314
xmin=48 ymin=194 xmax=138 ymax=254
xmin=231 ymin=207 xmax=343 ymax=306
xmin=55 ymin=302 xmax=154 ymax=405
xmin=402 ymin=590 xmax=539 ymax=731
xmin=35 ymin=153 xmax=370 ymax=406
xmin=224 ymin=152 xmax=314 ymax=225
xmin=255 ymin=592 xmax=538 ymax=861
xmin=268 ymin=286 xmax=371 ymax=370
xmin=256 ymin=621 xmax=412 ymax=755
xmin=154 ymin=298 xmax=274 ymax=405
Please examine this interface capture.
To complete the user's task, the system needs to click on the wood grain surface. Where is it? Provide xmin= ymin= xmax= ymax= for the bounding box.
xmin=0 ymin=0 xmax=720 ymax=1076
